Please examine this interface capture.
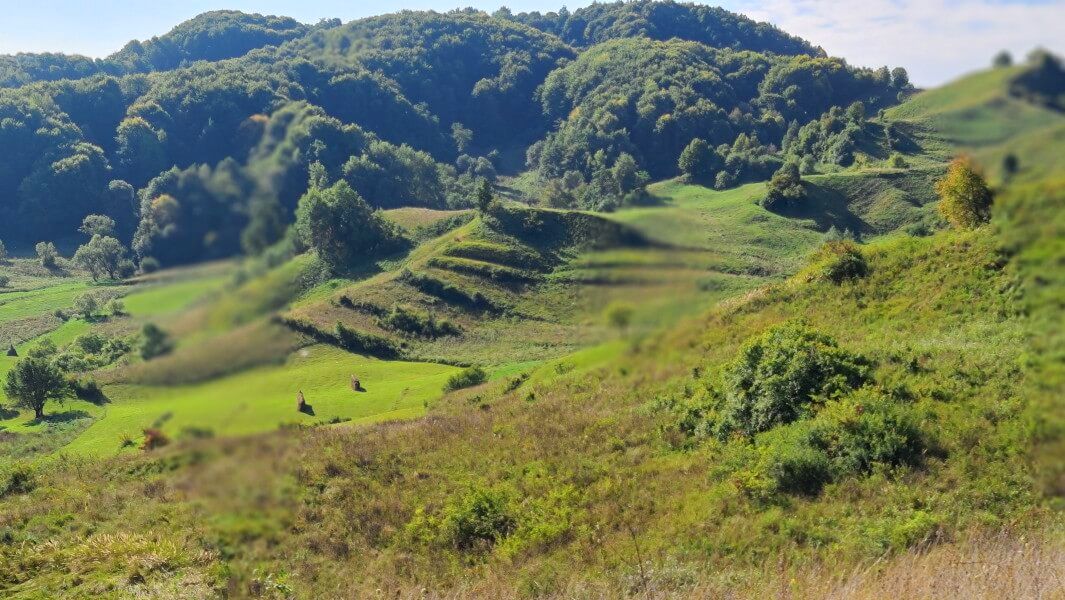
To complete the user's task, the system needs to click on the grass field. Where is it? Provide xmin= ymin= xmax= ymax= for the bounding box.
xmin=60 ymin=345 xmax=460 ymax=456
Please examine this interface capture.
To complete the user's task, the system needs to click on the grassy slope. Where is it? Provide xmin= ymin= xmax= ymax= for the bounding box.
xmin=0 ymin=204 xmax=1042 ymax=597
xmin=0 ymin=63 xmax=1062 ymax=596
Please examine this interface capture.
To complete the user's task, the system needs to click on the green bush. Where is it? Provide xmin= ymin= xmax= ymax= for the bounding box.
xmin=377 ymin=305 xmax=460 ymax=339
xmin=140 ymin=323 xmax=173 ymax=360
xmin=715 ymin=323 xmax=871 ymax=438
xmin=408 ymin=485 xmax=516 ymax=552
xmin=801 ymin=240 xmax=869 ymax=284
xmin=808 ymin=389 xmax=927 ymax=477
xmin=444 ymin=366 xmax=488 ymax=392
xmin=755 ymin=422 xmax=833 ymax=495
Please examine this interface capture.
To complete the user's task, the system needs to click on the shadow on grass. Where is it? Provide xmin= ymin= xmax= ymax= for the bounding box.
xmin=298 ymin=403 xmax=316 ymax=416
xmin=0 ymin=406 xmax=19 ymax=420
xmin=27 ymin=409 xmax=92 ymax=426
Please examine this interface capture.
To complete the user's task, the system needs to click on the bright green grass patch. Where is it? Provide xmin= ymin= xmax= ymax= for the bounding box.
xmin=0 ymin=281 xmax=94 ymax=323
xmin=62 ymin=345 xmax=460 ymax=456
xmin=122 ymin=275 xmax=228 ymax=318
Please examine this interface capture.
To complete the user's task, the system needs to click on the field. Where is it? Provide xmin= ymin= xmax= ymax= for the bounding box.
xmin=63 ymin=346 xmax=460 ymax=456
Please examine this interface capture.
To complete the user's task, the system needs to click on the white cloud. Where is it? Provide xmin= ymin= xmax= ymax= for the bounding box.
xmin=724 ymin=0 xmax=1065 ymax=86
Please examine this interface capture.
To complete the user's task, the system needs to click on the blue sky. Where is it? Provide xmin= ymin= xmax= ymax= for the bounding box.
xmin=0 ymin=0 xmax=1062 ymax=86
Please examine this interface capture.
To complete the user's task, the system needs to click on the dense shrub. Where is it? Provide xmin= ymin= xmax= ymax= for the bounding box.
xmin=377 ymin=305 xmax=460 ymax=339
xmin=761 ymin=162 xmax=805 ymax=210
xmin=715 ymin=323 xmax=871 ymax=438
xmin=444 ymin=366 xmax=488 ymax=392
xmin=801 ymin=240 xmax=869 ymax=284
xmin=408 ymin=485 xmax=516 ymax=552
xmin=140 ymin=323 xmax=174 ymax=360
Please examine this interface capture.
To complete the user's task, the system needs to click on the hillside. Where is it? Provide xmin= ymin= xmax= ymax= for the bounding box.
xmin=0 ymin=4 xmax=1062 ymax=598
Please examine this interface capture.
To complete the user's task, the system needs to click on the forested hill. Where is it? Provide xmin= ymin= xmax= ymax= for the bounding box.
xmin=0 ymin=2 xmax=916 ymax=265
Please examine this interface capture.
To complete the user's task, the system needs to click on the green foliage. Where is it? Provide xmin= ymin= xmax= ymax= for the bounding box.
xmin=408 ymin=484 xmax=516 ymax=552
xmin=3 ymin=355 xmax=68 ymax=419
xmin=604 ymin=301 xmax=635 ymax=333
xmin=444 ymin=366 xmax=488 ymax=392
xmin=78 ymin=214 xmax=116 ymax=237
xmin=510 ymin=0 xmax=817 ymax=54
xmin=71 ymin=293 xmax=99 ymax=318
xmin=800 ymin=240 xmax=869 ymax=284
xmin=678 ymin=139 xmax=717 ymax=183
xmin=35 ymin=242 xmax=59 ymax=268
xmin=714 ymin=323 xmax=871 ymax=438
xmin=140 ymin=323 xmax=174 ymax=361
xmin=332 ymin=322 xmax=400 ymax=357
xmin=936 ymin=156 xmax=993 ymax=229
xmin=73 ymin=235 xmax=128 ymax=280
xmin=377 ymin=305 xmax=460 ymax=339
xmin=294 ymin=181 xmax=404 ymax=273
xmin=761 ymin=162 xmax=805 ymax=210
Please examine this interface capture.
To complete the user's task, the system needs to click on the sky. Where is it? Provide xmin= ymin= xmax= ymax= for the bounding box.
xmin=0 ymin=0 xmax=1061 ymax=86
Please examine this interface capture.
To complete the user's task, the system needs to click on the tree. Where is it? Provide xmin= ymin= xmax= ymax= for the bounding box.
xmin=604 ymin=301 xmax=634 ymax=335
xmin=241 ymin=195 xmax=286 ymax=255
xmin=4 ymin=355 xmax=68 ymax=420
xmin=294 ymin=180 xmax=401 ymax=273
xmin=890 ymin=67 xmax=910 ymax=89
xmin=993 ymin=50 xmax=1013 ymax=68
xmin=73 ymin=235 xmax=127 ymax=280
xmin=451 ymin=123 xmax=473 ymax=153
xmin=762 ymin=162 xmax=805 ymax=210
xmin=0 ymin=240 xmax=6 ymax=262
xmin=678 ymin=138 xmax=716 ymax=182
xmin=78 ymin=214 xmax=116 ymax=238
xmin=476 ymin=179 xmax=494 ymax=213
xmin=72 ymin=293 xmax=99 ymax=319
xmin=140 ymin=323 xmax=173 ymax=360
xmin=936 ymin=156 xmax=993 ymax=229
xmin=35 ymin=242 xmax=58 ymax=268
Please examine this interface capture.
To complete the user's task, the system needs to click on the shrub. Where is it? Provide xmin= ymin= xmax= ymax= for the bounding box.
xmin=377 ymin=305 xmax=460 ymax=339
xmin=715 ymin=323 xmax=871 ymax=438
xmin=444 ymin=366 xmax=488 ymax=392
xmin=0 ymin=463 xmax=35 ymax=497
xmin=140 ymin=323 xmax=173 ymax=360
xmin=0 ymin=275 xmax=9 ymax=288
xmin=141 ymin=428 xmax=170 ymax=451
xmin=604 ymin=301 xmax=634 ymax=334
xmin=808 ymin=389 xmax=927 ymax=477
xmin=888 ymin=152 xmax=908 ymax=168
xmin=755 ymin=422 xmax=832 ymax=496
xmin=106 ymin=298 xmax=126 ymax=316
xmin=408 ymin=485 xmax=516 ymax=552
xmin=139 ymin=257 xmax=161 ymax=274
xmin=72 ymin=293 xmax=99 ymax=318
xmin=801 ymin=240 xmax=869 ymax=284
